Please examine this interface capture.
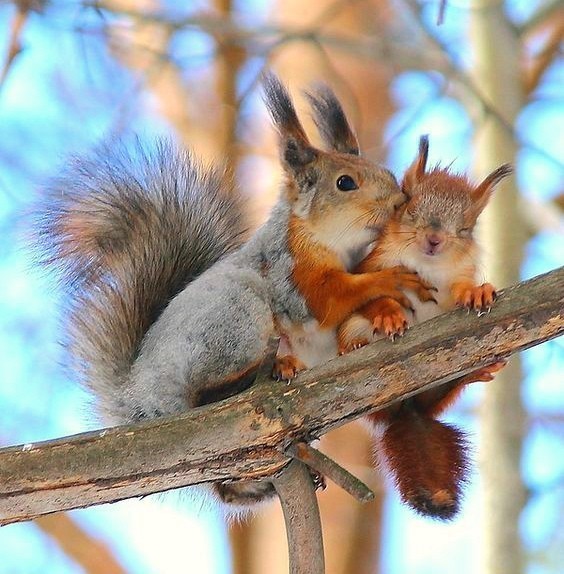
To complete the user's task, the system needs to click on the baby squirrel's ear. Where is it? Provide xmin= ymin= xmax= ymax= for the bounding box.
xmin=305 ymin=84 xmax=360 ymax=156
xmin=262 ymin=73 xmax=318 ymax=171
xmin=470 ymin=163 xmax=513 ymax=216
xmin=402 ymin=135 xmax=429 ymax=196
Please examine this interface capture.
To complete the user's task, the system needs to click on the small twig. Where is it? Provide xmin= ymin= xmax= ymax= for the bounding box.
xmin=0 ymin=1 xmax=45 ymax=90
xmin=524 ymin=21 xmax=563 ymax=95
xmin=437 ymin=0 xmax=447 ymax=26
xmin=517 ymin=0 xmax=563 ymax=36
xmin=286 ymin=442 xmax=374 ymax=503
xmin=272 ymin=460 xmax=325 ymax=574
xmin=0 ymin=5 xmax=29 ymax=89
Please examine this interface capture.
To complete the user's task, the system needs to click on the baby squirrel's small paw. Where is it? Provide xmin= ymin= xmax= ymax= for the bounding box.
xmin=338 ymin=337 xmax=370 ymax=355
xmin=371 ymin=298 xmax=409 ymax=339
xmin=413 ymin=276 xmax=438 ymax=305
xmin=458 ymin=360 xmax=507 ymax=385
xmin=388 ymin=266 xmax=437 ymax=305
xmin=273 ymin=355 xmax=306 ymax=382
xmin=455 ymin=282 xmax=497 ymax=313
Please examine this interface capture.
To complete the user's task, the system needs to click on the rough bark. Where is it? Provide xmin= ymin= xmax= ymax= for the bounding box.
xmin=0 ymin=268 xmax=562 ymax=526
xmin=273 ymin=460 xmax=325 ymax=574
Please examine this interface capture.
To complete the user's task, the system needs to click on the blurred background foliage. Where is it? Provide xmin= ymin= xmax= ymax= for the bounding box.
xmin=0 ymin=0 xmax=562 ymax=572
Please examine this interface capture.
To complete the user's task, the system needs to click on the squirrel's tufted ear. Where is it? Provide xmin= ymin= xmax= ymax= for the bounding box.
xmin=470 ymin=163 xmax=513 ymax=216
xmin=402 ymin=135 xmax=429 ymax=196
xmin=262 ymin=73 xmax=318 ymax=171
xmin=305 ymin=84 xmax=360 ymax=156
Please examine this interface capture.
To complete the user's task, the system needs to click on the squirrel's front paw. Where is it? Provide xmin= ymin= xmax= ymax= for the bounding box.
xmin=388 ymin=265 xmax=437 ymax=306
xmin=273 ymin=355 xmax=306 ymax=381
xmin=458 ymin=360 xmax=507 ymax=385
xmin=337 ymin=314 xmax=372 ymax=354
xmin=454 ymin=282 xmax=497 ymax=313
xmin=370 ymin=298 xmax=409 ymax=339
xmin=338 ymin=336 xmax=371 ymax=355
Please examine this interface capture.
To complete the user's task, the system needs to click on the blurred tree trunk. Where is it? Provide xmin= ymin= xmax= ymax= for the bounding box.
xmin=105 ymin=0 xmax=244 ymax=163
xmin=228 ymin=2 xmax=395 ymax=573
xmin=212 ymin=0 xmax=246 ymax=165
xmin=469 ymin=3 xmax=527 ymax=573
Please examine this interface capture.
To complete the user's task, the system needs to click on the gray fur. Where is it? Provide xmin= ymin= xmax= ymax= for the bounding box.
xmin=36 ymin=138 xmax=257 ymax=423
xmin=37 ymin=135 xmax=312 ymax=508
xmin=127 ymin=197 xmax=311 ymax=422
xmin=37 ymin=73 xmax=397 ymax=509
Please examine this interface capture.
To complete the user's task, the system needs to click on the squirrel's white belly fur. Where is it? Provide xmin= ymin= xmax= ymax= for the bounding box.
xmin=390 ymin=250 xmax=479 ymax=324
xmin=278 ymin=316 xmax=338 ymax=368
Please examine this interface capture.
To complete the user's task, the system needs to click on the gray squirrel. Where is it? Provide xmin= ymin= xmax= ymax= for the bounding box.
xmin=37 ymin=74 xmax=430 ymax=511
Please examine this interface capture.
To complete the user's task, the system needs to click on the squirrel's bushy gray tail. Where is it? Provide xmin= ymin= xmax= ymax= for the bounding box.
xmin=36 ymin=138 xmax=247 ymax=405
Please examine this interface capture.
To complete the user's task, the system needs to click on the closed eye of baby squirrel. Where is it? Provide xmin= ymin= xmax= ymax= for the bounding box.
xmin=338 ymin=135 xmax=511 ymax=519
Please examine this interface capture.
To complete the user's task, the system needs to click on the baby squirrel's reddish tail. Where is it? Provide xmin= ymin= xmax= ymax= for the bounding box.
xmin=379 ymin=404 xmax=469 ymax=520
xmin=35 ymin=139 xmax=247 ymax=411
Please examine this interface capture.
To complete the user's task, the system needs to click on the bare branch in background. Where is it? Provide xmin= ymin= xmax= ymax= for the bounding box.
xmin=524 ymin=19 xmax=564 ymax=95
xmin=517 ymin=0 xmax=564 ymax=37
xmin=437 ymin=0 xmax=447 ymax=26
xmin=0 ymin=0 xmax=45 ymax=89
xmin=35 ymin=513 xmax=127 ymax=574
xmin=520 ymin=197 xmax=564 ymax=238
xmin=400 ymin=0 xmax=564 ymax=172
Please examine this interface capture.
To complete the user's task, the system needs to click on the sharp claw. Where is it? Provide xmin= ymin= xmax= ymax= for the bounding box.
xmin=477 ymin=310 xmax=485 ymax=317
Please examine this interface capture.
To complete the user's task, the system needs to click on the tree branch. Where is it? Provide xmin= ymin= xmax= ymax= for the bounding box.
xmin=272 ymin=460 xmax=325 ymax=574
xmin=286 ymin=442 xmax=374 ymax=503
xmin=0 ymin=267 xmax=562 ymax=526
xmin=517 ymin=0 xmax=563 ymax=36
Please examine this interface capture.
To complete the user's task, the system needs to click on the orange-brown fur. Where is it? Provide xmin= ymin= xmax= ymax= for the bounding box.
xmin=343 ymin=136 xmax=512 ymax=519
xmin=266 ymin=81 xmax=437 ymax=378
xmin=288 ymin=214 xmax=424 ymax=328
xmin=379 ymin=405 xmax=469 ymax=520
xmin=272 ymin=354 xmax=307 ymax=381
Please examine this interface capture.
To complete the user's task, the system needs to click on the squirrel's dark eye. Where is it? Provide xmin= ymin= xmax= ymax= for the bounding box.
xmin=336 ymin=175 xmax=358 ymax=192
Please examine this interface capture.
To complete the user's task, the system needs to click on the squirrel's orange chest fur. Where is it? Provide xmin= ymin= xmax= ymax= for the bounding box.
xmin=288 ymin=215 xmax=350 ymax=327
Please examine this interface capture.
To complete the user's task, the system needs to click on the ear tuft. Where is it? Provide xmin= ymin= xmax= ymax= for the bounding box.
xmin=476 ymin=163 xmax=513 ymax=194
xmin=418 ymin=135 xmax=429 ymax=169
xmin=262 ymin=72 xmax=317 ymax=169
xmin=305 ymin=84 xmax=360 ymax=155
xmin=470 ymin=163 xmax=513 ymax=215
xmin=402 ymin=134 xmax=430 ymax=196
